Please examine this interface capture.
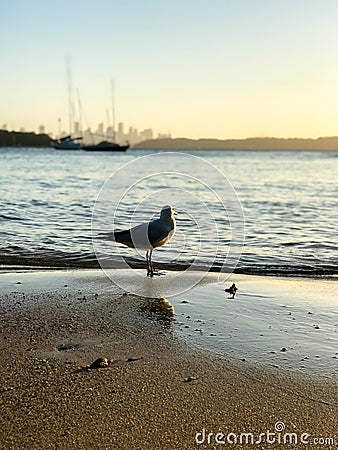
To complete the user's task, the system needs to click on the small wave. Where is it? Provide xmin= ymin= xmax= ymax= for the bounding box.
xmin=0 ymin=214 xmax=26 ymax=221
xmin=304 ymin=243 xmax=338 ymax=251
xmin=1 ymin=251 xmax=338 ymax=278
xmin=39 ymin=182 xmax=57 ymax=188
xmin=0 ymin=252 xmax=99 ymax=269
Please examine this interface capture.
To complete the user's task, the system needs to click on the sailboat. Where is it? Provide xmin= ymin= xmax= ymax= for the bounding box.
xmin=53 ymin=135 xmax=82 ymax=150
xmin=54 ymin=57 xmax=83 ymax=150
xmin=82 ymin=80 xmax=129 ymax=152
xmin=82 ymin=140 xmax=129 ymax=152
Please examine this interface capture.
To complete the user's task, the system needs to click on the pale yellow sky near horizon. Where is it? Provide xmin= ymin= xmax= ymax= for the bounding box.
xmin=1 ymin=0 xmax=338 ymax=139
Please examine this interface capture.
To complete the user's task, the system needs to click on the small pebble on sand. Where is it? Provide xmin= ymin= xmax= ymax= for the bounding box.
xmin=184 ymin=376 xmax=197 ymax=383
xmin=89 ymin=357 xmax=110 ymax=369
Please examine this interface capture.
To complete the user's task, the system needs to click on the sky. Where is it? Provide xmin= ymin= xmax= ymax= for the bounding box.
xmin=1 ymin=0 xmax=338 ymax=139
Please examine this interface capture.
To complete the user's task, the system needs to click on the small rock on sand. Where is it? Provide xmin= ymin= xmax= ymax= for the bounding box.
xmin=89 ymin=357 xmax=110 ymax=369
xmin=184 ymin=376 xmax=197 ymax=383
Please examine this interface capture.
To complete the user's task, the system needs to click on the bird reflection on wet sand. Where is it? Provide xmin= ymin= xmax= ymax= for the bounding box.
xmin=139 ymin=297 xmax=174 ymax=328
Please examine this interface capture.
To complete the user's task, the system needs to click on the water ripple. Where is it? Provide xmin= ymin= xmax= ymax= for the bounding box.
xmin=1 ymin=148 xmax=338 ymax=275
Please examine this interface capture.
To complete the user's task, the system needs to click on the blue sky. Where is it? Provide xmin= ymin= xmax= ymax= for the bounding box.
xmin=1 ymin=0 xmax=338 ymax=138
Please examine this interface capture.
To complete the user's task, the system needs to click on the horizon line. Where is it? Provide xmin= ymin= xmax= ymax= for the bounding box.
xmin=2 ymin=128 xmax=338 ymax=141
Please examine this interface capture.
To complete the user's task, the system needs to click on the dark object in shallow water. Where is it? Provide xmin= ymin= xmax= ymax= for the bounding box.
xmin=224 ymin=283 xmax=238 ymax=299
xmin=89 ymin=357 xmax=110 ymax=369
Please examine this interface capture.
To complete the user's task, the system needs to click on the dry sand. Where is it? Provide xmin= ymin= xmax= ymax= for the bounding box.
xmin=0 ymin=270 xmax=337 ymax=449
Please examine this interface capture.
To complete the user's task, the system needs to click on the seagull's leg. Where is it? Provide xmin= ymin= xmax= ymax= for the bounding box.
xmin=146 ymin=250 xmax=151 ymax=276
xmin=149 ymin=249 xmax=154 ymax=277
xmin=148 ymin=250 xmax=164 ymax=276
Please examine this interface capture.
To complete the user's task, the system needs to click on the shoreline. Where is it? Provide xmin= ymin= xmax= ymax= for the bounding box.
xmin=1 ymin=263 xmax=338 ymax=279
xmin=0 ymin=270 xmax=337 ymax=449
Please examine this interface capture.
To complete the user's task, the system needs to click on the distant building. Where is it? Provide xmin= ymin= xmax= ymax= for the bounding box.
xmin=97 ymin=122 xmax=104 ymax=135
xmin=127 ymin=126 xmax=139 ymax=145
xmin=39 ymin=125 xmax=45 ymax=134
xmin=117 ymin=122 xmax=124 ymax=143
xmin=157 ymin=131 xmax=172 ymax=139
xmin=106 ymin=126 xmax=114 ymax=139
xmin=140 ymin=128 xmax=153 ymax=141
xmin=73 ymin=121 xmax=81 ymax=137
xmin=83 ymin=128 xmax=93 ymax=144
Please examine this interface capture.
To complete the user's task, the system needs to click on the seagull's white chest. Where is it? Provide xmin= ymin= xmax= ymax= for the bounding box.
xmin=168 ymin=219 xmax=176 ymax=241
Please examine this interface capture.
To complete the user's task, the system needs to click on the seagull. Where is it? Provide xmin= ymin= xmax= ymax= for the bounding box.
xmin=103 ymin=205 xmax=177 ymax=277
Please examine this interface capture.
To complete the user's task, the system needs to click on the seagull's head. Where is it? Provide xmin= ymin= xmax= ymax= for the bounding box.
xmin=160 ymin=205 xmax=177 ymax=221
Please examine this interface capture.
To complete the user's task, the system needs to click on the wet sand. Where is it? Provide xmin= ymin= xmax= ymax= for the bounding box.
xmin=172 ymin=274 xmax=338 ymax=377
xmin=0 ymin=270 xmax=337 ymax=449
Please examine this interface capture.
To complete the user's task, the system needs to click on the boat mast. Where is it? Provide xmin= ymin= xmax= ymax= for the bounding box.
xmin=66 ymin=56 xmax=74 ymax=136
xmin=111 ymin=79 xmax=116 ymax=141
xmin=106 ymin=109 xmax=110 ymax=140
xmin=76 ymin=88 xmax=83 ymax=137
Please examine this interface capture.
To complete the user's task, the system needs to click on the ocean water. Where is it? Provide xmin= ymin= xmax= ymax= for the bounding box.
xmin=0 ymin=147 xmax=337 ymax=276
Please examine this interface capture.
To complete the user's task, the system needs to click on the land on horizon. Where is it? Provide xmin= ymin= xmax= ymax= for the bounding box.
xmin=133 ymin=136 xmax=338 ymax=151
xmin=2 ymin=129 xmax=338 ymax=150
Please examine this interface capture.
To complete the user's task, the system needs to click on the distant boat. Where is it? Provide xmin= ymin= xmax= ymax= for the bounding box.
xmin=82 ymin=80 xmax=129 ymax=152
xmin=82 ymin=140 xmax=129 ymax=152
xmin=53 ymin=135 xmax=82 ymax=150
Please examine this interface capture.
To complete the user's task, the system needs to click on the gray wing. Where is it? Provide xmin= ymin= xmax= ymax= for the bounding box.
xmin=102 ymin=219 xmax=173 ymax=250
xmin=147 ymin=219 xmax=173 ymax=247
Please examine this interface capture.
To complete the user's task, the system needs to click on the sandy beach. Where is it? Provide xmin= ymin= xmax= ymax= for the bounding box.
xmin=0 ymin=270 xmax=337 ymax=449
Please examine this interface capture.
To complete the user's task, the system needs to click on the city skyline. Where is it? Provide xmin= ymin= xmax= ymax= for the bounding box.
xmin=2 ymin=1 xmax=338 ymax=139
xmin=1 ymin=120 xmax=170 ymax=146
